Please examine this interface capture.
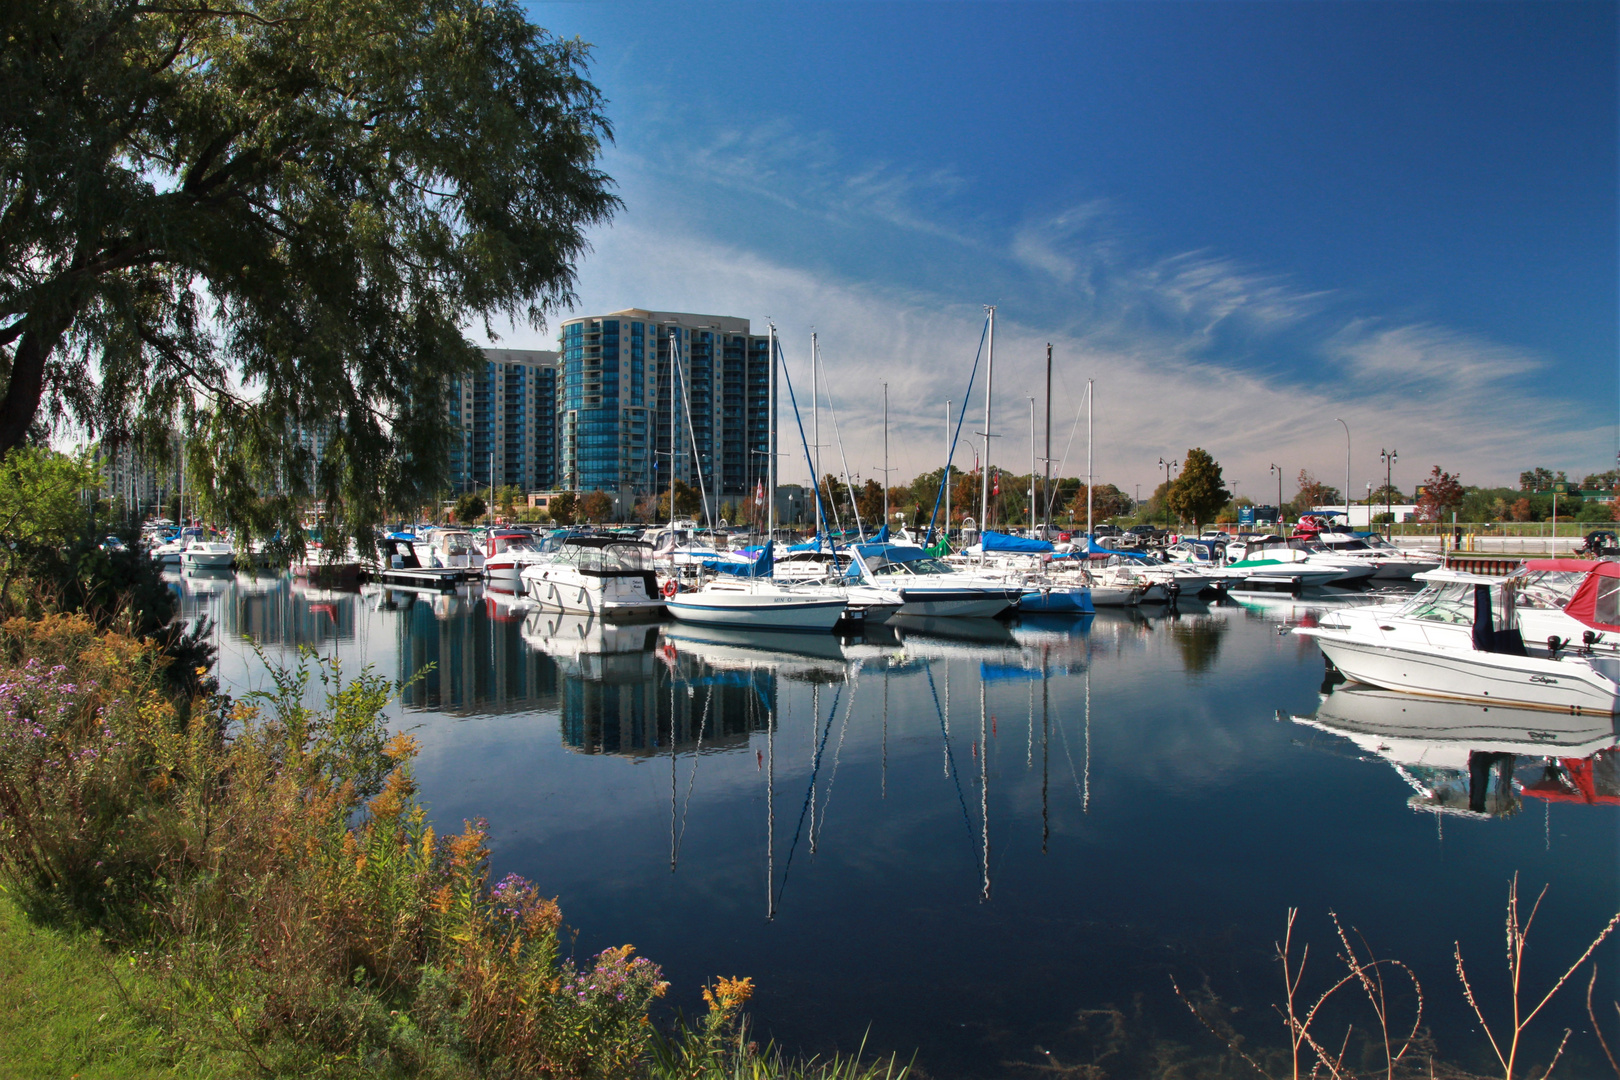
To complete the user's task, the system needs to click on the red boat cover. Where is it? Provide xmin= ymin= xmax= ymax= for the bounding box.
xmin=1562 ymin=561 xmax=1620 ymax=631
xmin=1522 ymin=558 xmax=1604 ymax=572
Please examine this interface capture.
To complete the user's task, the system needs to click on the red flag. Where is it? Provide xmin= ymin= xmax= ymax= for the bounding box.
xmin=992 ymin=468 xmax=1000 ymax=496
xmin=754 ymin=479 xmax=764 ymax=507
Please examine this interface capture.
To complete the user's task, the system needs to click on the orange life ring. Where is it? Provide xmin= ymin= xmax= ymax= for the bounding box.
xmin=661 ymin=579 xmax=678 ymax=600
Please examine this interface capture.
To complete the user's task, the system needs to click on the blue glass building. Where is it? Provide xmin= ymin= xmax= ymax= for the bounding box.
xmin=560 ymin=310 xmax=770 ymax=508
xmin=446 ymin=349 xmax=559 ymax=494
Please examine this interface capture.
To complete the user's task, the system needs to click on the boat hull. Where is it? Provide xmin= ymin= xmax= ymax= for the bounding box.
xmin=1301 ymin=630 xmax=1620 ymax=715
xmin=181 ymin=550 xmax=234 ymax=569
xmin=522 ymin=569 xmax=665 ymax=622
xmin=1017 ymin=587 xmax=1094 ymax=613
xmin=666 ymin=593 xmax=847 ymax=630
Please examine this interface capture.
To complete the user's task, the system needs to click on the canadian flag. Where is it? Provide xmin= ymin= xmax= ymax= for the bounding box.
xmin=754 ymin=479 xmax=765 ymax=507
xmin=992 ymin=468 xmax=1000 ymax=496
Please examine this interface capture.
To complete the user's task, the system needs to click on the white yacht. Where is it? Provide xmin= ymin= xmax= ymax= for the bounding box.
xmin=482 ymin=529 xmax=549 ymax=590
xmin=850 ymin=542 xmax=1022 ymax=618
xmin=179 ymin=535 xmax=235 ymax=570
xmin=1223 ymin=534 xmax=1365 ymax=587
xmin=521 ymin=536 xmax=665 ymax=621
xmin=414 ymin=528 xmax=485 ymax=572
xmin=1297 ymin=569 xmax=1620 ymax=714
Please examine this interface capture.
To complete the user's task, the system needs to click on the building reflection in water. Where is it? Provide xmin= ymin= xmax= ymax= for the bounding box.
xmin=531 ymin=616 xmax=778 ymax=757
xmin=387 ymin=586 xmax=559 ymax=715
xmin=215 ymin=573 xmax=358 ymax=648
xmin=1295 ymin=686 xmax=1620 ymax=820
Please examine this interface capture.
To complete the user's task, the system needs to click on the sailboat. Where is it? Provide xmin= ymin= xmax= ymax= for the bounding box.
xmin=665 ymin=323 xmax=850 ymax=632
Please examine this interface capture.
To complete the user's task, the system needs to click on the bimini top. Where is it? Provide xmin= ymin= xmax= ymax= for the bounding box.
xmin=853 ymin=542 xmax=928 ymax=563
xmin=981 ymin=530 xmax=1052 ymax=554
xmin=1523 ymin=558 xmax=1606 ymax=573
xmin=1563 ymin=561 xmax=1620 ymax=632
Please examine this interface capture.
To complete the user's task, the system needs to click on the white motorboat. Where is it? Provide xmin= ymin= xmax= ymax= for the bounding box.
xmin=482 ymin=529 xmax=549 ymax=589
xmin=665 ymin=576 xmax=848 ymax=631
xmin=414 ymin=528 xmax=485 ymax=572
xmin=1310 ymin=530 xmax=1432 ymax=580
xmin=1296 ymin=569 xmax=1620 ymax=714
xmin=851 ymin=542 xmax=1021 ymax=618
xmin=520 ymin=535 xmax=665 ymax=621
xmin=1223 ymin=534 xmax=1358 ymax=587
xmin=179 ymin=536 xmax=235 ymax=570
xmin=149 ymin=527 xmax=202 ymax=566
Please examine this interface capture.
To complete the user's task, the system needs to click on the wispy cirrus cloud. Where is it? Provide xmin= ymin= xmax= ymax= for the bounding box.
xmin=481 ymin=117 xmax=1603 ymax=492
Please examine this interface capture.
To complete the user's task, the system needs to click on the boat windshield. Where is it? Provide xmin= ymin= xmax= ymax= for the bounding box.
xmin=1322 ymin=537 xmax=1372 ymax=551
xmin=557 ymin=542 xmax=651 ymax=572
xmin=870 ymin=557 xmax=954 ymax=576
xmin=1399 ymin=581 xmax=1477 ymax=624
xmin=1508 ymin=568 xmax=1587 ymax=610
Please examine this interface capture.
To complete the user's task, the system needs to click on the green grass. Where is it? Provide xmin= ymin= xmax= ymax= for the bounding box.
xmin=0 ymin=890 xmax=241 ymax=1080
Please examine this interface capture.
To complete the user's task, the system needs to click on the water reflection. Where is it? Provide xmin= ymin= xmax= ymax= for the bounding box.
xmin=172 ymin=572 xmax=1616 ymax=1078
xmin=1297 ymin=687 xmax=1620 ymax=818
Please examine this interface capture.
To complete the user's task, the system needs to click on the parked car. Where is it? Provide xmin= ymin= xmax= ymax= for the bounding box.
xmin=1093 ymin=524 xmax=1122 ymax=539
xmin=1126 ymin=524 xmax=1167 ymax=543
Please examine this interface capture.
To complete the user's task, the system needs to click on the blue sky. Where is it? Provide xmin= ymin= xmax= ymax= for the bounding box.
xmin=495 ymin=0 xmax=1618 ymax=500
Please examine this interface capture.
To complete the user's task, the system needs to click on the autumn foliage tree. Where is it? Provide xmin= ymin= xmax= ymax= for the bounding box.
xmin=580 ymin=490 xmax=613 ymax=523
xmin=1416 ymin=466 xmax=1465 ymax=521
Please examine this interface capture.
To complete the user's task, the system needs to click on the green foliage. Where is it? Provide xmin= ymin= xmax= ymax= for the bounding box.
xmin=0 ymin=447 xmax=98 ymax=551
xmin=453 ymin=492 xmax=486 ymax=525
xmin=1575 ymin=499 xmax=1614 ymax=523
xmin=1166 ymin=449 xmax=1230 ymax=528
xmin=0 ymin=0 xmax=618 ymax=551
xmin=0 ymin=892 xmax=234 ymax=1079
xmin=550 ymin=490 xmax=579 ymax=526
xmin=0 ymin=625 xmax=673 ymax=1076
xmin=1519 ymin=467 xmax=1565 ymax=492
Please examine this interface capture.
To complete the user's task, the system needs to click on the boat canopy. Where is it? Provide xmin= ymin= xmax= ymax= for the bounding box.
xmin=705 ymin=543 xmax=774 ymax=578
xmin=1563 ymin=561 xmax=1620 ymax=632
xmin=982 ymin=530 xmax=1052 ymax=554
xmin=853 ymin=542 xmax=927 ymax=563
xmin=1523 ymin=559 xmax=1606 ymax=573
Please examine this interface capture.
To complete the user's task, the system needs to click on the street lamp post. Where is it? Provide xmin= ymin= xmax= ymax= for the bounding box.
xmin=1157 ymin=457 xmax=1178 ymax=529
xmin=1379 ymin=448 xmax=1398 ymax=540
xmin=1270 ymin=463 xmax=1283 ymax=534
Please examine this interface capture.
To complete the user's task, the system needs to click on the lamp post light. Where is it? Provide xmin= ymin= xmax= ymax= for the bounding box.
xmin=1157 ymin=457 xmax=1178 ymax=528
xmin=1379 ymin=448 xmax=1398 ymax=539
xmin=1270 ymin=463 xmax=1283 ymax=533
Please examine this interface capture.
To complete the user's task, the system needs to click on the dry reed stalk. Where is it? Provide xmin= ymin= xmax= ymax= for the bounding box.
xmin=1587 ymin=967 xmax=1620 ymax=1078
xmin=1453 ymin=873 xmax=1620 ymax=1080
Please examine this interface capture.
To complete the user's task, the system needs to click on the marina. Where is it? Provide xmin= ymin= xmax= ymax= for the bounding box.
xmin=181 ymin=566 xmax=1620 ymax=1077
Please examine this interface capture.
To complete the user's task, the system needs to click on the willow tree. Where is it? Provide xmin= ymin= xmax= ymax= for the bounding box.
xmin=0 ymin=0 xmax=616 ymax=543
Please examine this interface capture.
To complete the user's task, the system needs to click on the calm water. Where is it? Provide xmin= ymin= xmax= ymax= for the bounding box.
xmin=179 ymin=570 xmax=1620 ymax=1077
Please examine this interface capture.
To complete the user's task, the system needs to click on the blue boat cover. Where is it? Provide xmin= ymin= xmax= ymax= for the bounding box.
xmin=853 ymin=542 xmax=927 ymax=563
xmin=706 ymin=543 xmax=774 ymax=578
xmin=982 ymin=530 xmax=1052 ymax=554
xmin=872 ymin=524 xmax=890 ymax=542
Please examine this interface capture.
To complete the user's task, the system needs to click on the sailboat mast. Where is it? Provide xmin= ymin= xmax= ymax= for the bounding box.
xmin=1028 ymin=397 xmax=1036 ymax=536
xmin=944 ymin=400 xmax=951 ymax=544
xmin=669 ymin=329 xmax=678 ymax=532
xmin=1043 ymin=344 xmax=1052 ymax=539
xmin=767 ymin=323 xmax=777 ymax=542
xmin=811 ymin=331 xmax=821 ymax=541
xmin=980 ymin=305 xmax=995 ymax=558
xmin=882 ymin=383 xmax=889 ymax=529
xmin=1087 ymin=378 xmax=1094 ymax=540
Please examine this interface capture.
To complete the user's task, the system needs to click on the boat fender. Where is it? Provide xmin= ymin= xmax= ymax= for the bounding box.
xmin=662 ymin=579 xmax=678 ymax=600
